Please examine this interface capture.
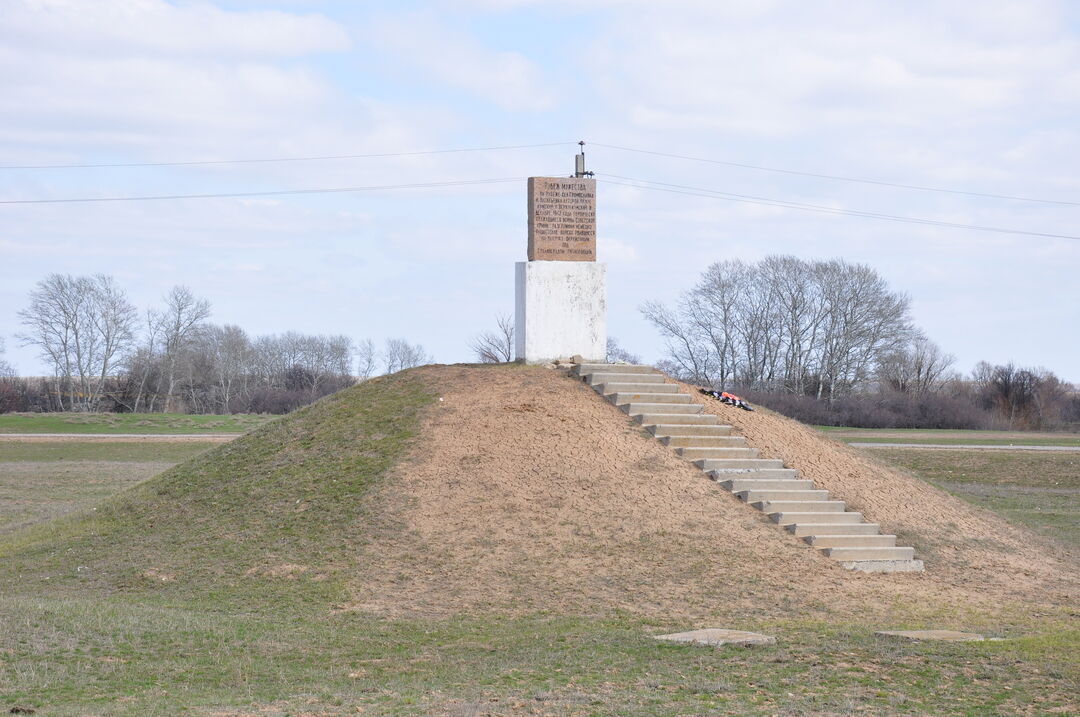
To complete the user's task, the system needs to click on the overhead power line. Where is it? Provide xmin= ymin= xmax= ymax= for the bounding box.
xmin=598 ymin=173 xmax=1080 ymax=241
xmin=0 ymin=177 xmax=528 ymax=205
xmin=592 ymin=142 xmax=1080 ymax=208
xmin=0 ymin=142 xmax=574 ymax=170
xmin=4 ymin=168 xmax=1076 ymax=242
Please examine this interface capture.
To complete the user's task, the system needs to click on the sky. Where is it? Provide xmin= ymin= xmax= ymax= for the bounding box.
xmin=2 ymin=0 xmax=1078 ymax=381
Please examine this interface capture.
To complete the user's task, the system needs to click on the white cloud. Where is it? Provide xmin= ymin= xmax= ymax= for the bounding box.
xmin=599 ymin=236 xmax=639 ymax=263
xmin=586 ymin=1 xmax=1080 ymax=142
xmin=369 ymin=12 xmax=557 ymax=112
xmin=0 ymin=0 xmax=350 ymax=58
xmin=0 ymin=0 xmax=451 ymax=177
xmin=3 ymin=0 xmax=1079 ymax=380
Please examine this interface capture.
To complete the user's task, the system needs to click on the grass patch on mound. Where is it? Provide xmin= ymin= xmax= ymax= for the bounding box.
xmin=0 ymin=412 xmax=276 ymax=434
xmin=0 ymin=372 xmax=435 ymax=611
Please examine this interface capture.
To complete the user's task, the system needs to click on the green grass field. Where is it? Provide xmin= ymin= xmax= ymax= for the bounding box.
xmin=1 ymin=601 xmax=1075 ymax=716
xmin=868 ymin=447 xmax=1080 ymax=550
xmin=0 ymin=441 xmax=218 ymax=536
xmin=0 ymin=385 xmax=1076 ymax=715
xmin=0 ymin=412 xmax=277 ymax=434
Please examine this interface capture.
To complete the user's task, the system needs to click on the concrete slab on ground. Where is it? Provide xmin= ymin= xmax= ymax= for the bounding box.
xmin=653 ymin=628 xmax=776 ymax=647
xmin=843 ymin=559 xmax=925 ymax=572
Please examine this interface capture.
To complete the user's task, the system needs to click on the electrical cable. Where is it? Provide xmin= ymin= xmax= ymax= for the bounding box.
xmin=592 ymin=142 xmax=1080 ymax=208
xmin=0 ymin=177 xmax=529 ymax=205
xmin=0 ymin=142 xmax=575 ymax=170
xmin=597 ymin=173 xmax=1080 ymax=241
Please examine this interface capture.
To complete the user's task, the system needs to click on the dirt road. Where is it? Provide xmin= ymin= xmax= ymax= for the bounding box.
xmin=852 ymin=442 xmax=1080 ymax=451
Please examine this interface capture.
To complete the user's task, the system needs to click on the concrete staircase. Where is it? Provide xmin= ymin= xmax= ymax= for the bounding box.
xmin=572 ymin=363 xmax=924 ymax=573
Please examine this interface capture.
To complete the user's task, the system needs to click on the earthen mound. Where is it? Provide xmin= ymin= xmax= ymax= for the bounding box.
xmin=347 ymin=365 xmax=1078 ymax=619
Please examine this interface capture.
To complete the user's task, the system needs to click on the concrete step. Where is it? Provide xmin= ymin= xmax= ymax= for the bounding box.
xmin=821 ymin=546 xmax=916 ymax=561
xmin=635 ymin=413 xmax=719 ymax=426
xmin=679 ymin=446 xmax=758 ymax=460
xmin=804 ymin=534 xmax=897 ymax=548
xmin=647 ymin=424 xmax=733 ymax=437
xmin=737 ymin=489 xmax=830 ymax=502
xmin=622 ymin=402 xmax=702 ymax=415
xmin=840 ymin=559 xmax=925 ymax=573
xmin=609 ymin=392 xmax=693 ymax=405
xmin=585 ymin=372 xmax=667 ymax=386
xmin=598 ymin=382 xmax=680 ymax=394
xmin=710 ymin=468 xmax=799 ymax=482
xmin=770 ymin=511 xmax=863 ymax=526
xmin=583 ymin=366 xmax=925 ymax=571
xmin=695 ymin=457 xmax=777 ymax=471
xmin=785 ymin=522 xmax=881 ymax=536
xmin=574 ymin=363 xmax=657 ymax=376
xmin=753 ymin=500 xmax=847 ymax=513
xmin=660 ymin=436 xmax=747 ymax=448
xmin=717 ymin=477 xmax=813 ymax=491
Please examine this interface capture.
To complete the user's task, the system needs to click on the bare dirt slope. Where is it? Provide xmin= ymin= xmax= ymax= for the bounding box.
xmin=676 ymin=380 xmax=1079 ymax=591
xmin=348 ymin=365 xmax=1078 ymax=620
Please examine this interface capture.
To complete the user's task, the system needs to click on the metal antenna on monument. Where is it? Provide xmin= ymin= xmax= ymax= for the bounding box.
xmin=574 ymin=140 xmax=594 ymax=178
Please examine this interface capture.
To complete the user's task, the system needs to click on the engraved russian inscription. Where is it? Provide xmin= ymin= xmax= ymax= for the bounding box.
xmin=527 ymin=177 xmax=596 ymax=261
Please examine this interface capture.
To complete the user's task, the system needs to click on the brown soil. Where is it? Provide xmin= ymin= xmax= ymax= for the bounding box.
xmin=346 ymin=365 xmax=1078 ymax=620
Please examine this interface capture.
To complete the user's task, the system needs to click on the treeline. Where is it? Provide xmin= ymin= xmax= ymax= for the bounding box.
xmin=645 ymin=256 xmax=1078 ymax=431
xmin=2 ymin=274 xmax=431 ymax=414
xmin=745 ymin=363 xmax=1080 ymax=430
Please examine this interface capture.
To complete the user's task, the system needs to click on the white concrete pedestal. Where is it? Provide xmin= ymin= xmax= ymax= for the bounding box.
xmin=515 ymin=261 xmax=606 ymax=363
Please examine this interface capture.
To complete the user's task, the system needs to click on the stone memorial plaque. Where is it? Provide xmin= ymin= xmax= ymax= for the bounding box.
xmin=527 ymin=177 xmax=596 ymax=261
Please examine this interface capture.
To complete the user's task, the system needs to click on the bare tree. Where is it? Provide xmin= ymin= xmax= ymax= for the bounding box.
xmin=642 ymin=256 xmax=913 ymax=398
xmin=199 ymin=324 xmax=254 ymax=412
xmin=0 ymin=338 xmax=19 ymax=413
xmin=973 ymin=362 xmax=1066 ymax=429
xmin=382 ymin=338 xmax=431 ymax=374
xmin=250 ymin=332 xmax=352 ymax=393
xmin=17 ymin=274 xmax=81 ymax=410
xmin=129 ymin=309 xmax=165 ymax=413
xmin=687 ymin=260 xmax=748 ymax=388
xmin=88 ymin=275 xmax=137 ymax=406
xmin=813 ymin=260 xmax=912 ymax=400
xmin=606 ymin=337 xmax=642 ymax=365
xmin=160 ymin=286 xmax=211 ymax=412
xmin=356 ymin=338 xmax=377 ymax=380
xmin=641 ymin=299 xmax=715 ymax=384
xmin=470 ymin=314 xmax=514 ymax=363
xmin=17 ymin=274 xmax=136 ymax=410
xmin=0 ymin=338 xmax=14 ymax=379
xmin=878 ymin=336 xmax=956 ymax=394
xmin=298 ymin=334 xmax=352 ymax=396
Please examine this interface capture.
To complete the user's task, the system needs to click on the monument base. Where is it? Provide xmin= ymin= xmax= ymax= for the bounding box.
xmin=515 ymin=261 xmax=606 ymax=363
